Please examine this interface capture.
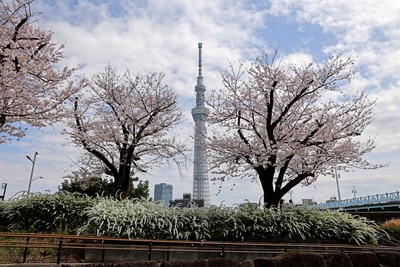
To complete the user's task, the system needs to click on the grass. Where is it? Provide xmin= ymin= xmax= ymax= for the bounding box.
xmin=0 ymin=236 xmax=84 ymax=264
xmin=381 ymin=219 xmax=400 ymax=228
xmin=79 ymin=199 xmax=380 ymax=245
xmin=380 ymin=219 xmax=400 ymax=240
xmin=0 ymin=194 xmax=382 ymax=247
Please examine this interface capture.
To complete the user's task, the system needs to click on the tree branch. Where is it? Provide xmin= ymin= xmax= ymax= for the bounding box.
xmin=74 ymin=98 xmax=118 ymax=177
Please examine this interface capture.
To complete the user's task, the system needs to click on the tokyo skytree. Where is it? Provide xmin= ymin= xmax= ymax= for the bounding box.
xmin=191 ymin=43 xmax=210 ymax=206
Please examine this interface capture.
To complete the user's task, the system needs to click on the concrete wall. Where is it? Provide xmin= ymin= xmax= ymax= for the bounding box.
xmin=84 ymin=248 xmax=276 ymax=263
xmin=80 ymin=251 xmax=400 ymax=267
xmin=3 ymin=252 xmax=400 ymax=267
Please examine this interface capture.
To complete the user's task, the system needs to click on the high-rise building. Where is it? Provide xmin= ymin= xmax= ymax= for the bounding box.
xmin=154 ymin=183 xmax=173 ymax=206
xmin=191 ymin=43 xmax=210 ymax=206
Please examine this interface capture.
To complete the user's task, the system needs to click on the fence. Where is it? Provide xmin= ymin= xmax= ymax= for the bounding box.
xmin=0 ymin=232 xmax=399 ymax=264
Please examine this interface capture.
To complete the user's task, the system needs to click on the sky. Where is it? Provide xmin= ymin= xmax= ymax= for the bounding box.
xmin=1 ymin=0 xmax=400 ymax=206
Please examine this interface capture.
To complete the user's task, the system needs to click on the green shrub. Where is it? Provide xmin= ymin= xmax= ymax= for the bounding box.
xmin=0 ymin=195 xmax=379 ymax=245
xmin=78 ymin=199 xmax=210 ymax=240
xmin=79 ymin=200 xmax=379 ymax=245
xmin=0 ymin=201 xmax=9 ymax=230
xmin=1 ymin=193 xmax=95 ymax=233
xmin=380 ymin=220 xmax=400 ymax=240
xmin=381 ymin=226 xmax=400 ymax=240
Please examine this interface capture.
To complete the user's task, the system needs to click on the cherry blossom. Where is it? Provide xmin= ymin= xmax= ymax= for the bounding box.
xmin=0 ymin=0 xmax=79 ymax=143
xmin=207 ymin=49 xmax=381 ymax=207
xmin=65 ymin=65 xmax=187 ymax=198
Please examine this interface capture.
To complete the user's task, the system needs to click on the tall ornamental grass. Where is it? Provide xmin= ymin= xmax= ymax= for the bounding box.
xmin=0 ymin=194 xmax=380 ymax=245
xmin=79 ymin=199 xmax=211 ymax=240
xmin=79 ymin=199 xmax=380 ymax=245
xmin=0 ymin=193 xmax=95 ymax=233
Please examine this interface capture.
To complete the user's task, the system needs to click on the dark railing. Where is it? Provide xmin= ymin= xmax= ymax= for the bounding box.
xmin=0 ymin=232 xmax=399 ymax=264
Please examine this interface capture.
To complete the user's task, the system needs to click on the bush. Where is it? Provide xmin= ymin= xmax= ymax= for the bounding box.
xmin=59 ymin=176 xmax=150 ymax=199
xmin=0 ymin=195 xmax=380 ymax=245
xmin=0 ymin=201 xmax=9 ymax=230
xmin=380 ymin=219 xmax=400 ymax=240
xmin=79 ymin=200 xmax=379 ymax=245
xmin=381 ymin=219 xmax=400 ymax=228
xmin=0 ymin=193 xmax=95 ymax=233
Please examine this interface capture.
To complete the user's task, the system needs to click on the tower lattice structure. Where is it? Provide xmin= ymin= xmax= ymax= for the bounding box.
xmin=191 ymin=43 xmax=210 ymax=206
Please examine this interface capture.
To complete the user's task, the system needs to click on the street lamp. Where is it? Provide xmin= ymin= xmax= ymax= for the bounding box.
xmin=352 ymin=185 xmax=357 ymax=199
xmin=331 ymin=167 xmax=342 ymax=204
xmin=26 ymin=152 xmax=38 ymax=194
xmin=32 ymin=176 xmax=43 ymax=182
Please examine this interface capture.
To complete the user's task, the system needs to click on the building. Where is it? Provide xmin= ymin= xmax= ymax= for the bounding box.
xmin=154 ymin=183 xmax=173 ymax=207
xmin=302 ymin=198 xmax=316 ymax=206
xmin=191 ymin=43 xmax=210 ymax=206
xmin=169 ymin=193 xmax=205 ymax=208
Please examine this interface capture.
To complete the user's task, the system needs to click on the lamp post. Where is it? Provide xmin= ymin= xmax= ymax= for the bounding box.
xmin=352 ymin=185 xmax=357 ymax=199
xmin=26 ymin=152 xmax=38 ymax=194
xmin=331 ymin=167 xmax=342 ymax=204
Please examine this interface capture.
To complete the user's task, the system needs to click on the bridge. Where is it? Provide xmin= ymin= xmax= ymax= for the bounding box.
xmin=314 ymin=191 xmax=400 ymax=210
xmin=311 ymin=191 xmax=400 ymax=222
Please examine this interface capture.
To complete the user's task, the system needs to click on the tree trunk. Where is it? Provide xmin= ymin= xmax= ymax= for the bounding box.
xmin=120 ymin=164 xmax=131 ymax=199
xmin=257 ymin=167 xmax=281 ymax=208
xmin=113 ymin=175 xmax=131 ymax=199
xmin=113 ymin=162 xmax=132 ymax=199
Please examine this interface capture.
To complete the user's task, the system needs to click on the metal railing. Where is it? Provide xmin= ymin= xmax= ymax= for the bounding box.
xmin=0 ymin=232 xmax=399 ymax=264
xmin=314 ymin=191 xmax=400 ymax=209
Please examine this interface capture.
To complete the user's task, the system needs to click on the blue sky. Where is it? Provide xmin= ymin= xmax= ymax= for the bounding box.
xmin=1 ymin=0 xmax=400 ymax=205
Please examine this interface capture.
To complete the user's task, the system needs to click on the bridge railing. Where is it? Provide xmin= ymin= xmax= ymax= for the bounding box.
xmin=313 ymin=191 xmax=400 ymax=209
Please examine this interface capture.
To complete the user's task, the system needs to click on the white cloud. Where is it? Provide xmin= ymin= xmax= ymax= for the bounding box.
xmin=279 ymin=52 xmax=314 ymax=66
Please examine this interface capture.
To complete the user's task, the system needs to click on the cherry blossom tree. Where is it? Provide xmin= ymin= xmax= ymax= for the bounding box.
xmin=66 ymin=65 xmax=187 ymax=198
xmin=0 ymin=0 xmax=79 ymax=143
xmin=207 ymin=49 xmax=380 ymax=207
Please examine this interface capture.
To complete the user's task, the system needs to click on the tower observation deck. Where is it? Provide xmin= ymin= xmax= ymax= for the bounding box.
xmin=191 ymin=43 xmax=210 ymax=205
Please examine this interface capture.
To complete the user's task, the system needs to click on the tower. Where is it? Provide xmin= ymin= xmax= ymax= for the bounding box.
xmin=191 ymin=43 xmax=210 ymax=205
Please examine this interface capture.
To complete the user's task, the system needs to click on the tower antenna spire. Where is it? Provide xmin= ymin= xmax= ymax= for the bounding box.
xmin=198 ymin=43 xmax=202 ymax=77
